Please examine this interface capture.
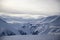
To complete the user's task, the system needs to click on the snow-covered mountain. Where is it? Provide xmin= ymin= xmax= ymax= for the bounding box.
xmin=0 ymin=18 xmax=20 ymax=37
xmin=9 ymin=15 xmax=60 ymax=35
xmin=34 ymin=15 xmax=60 ymax=34
xmin=39 ymin=15 xmax=60 ymax=26
xmin=0 ymin=15 xmax=60 ymax=37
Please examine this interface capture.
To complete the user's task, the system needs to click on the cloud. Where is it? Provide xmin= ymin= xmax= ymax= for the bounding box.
xmin=0 ymin=0 xmax=60 ymax=16
xmin=0 ymin=12 xmax=47 ymax=18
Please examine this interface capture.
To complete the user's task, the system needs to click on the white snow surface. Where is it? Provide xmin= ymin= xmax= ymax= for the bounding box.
xmin=0 ymin=34 xmax=60 ymax=40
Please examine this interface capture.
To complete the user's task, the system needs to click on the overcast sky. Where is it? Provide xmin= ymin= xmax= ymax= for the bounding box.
xmin=0 ymin=0 xmax=60 ymax=17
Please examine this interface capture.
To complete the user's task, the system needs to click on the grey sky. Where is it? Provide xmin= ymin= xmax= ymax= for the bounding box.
xmin=0 ymin=0 xmax=60 ymax=16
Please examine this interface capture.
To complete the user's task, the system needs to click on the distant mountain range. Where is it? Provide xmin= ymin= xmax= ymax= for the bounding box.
xmin=0 ymin=15 xmax=60 ymax=36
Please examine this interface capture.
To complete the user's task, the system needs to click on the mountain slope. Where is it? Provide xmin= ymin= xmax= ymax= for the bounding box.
xmin=39 ymin=15 xmax=60 ymax=26
xmin=0 ymin=15 xmax=60 ymax=36
xmin=34 ymin=15 xmax=60 ymax=34
xmin=0 ymin=18 xmax=20 ymax=37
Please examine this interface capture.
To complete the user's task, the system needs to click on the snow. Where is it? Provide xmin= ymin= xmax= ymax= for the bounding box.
xmin=0 ymin=34 xmax=60 ymax=40
xmin=0 ymin=15 xmax=60 ymax=40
